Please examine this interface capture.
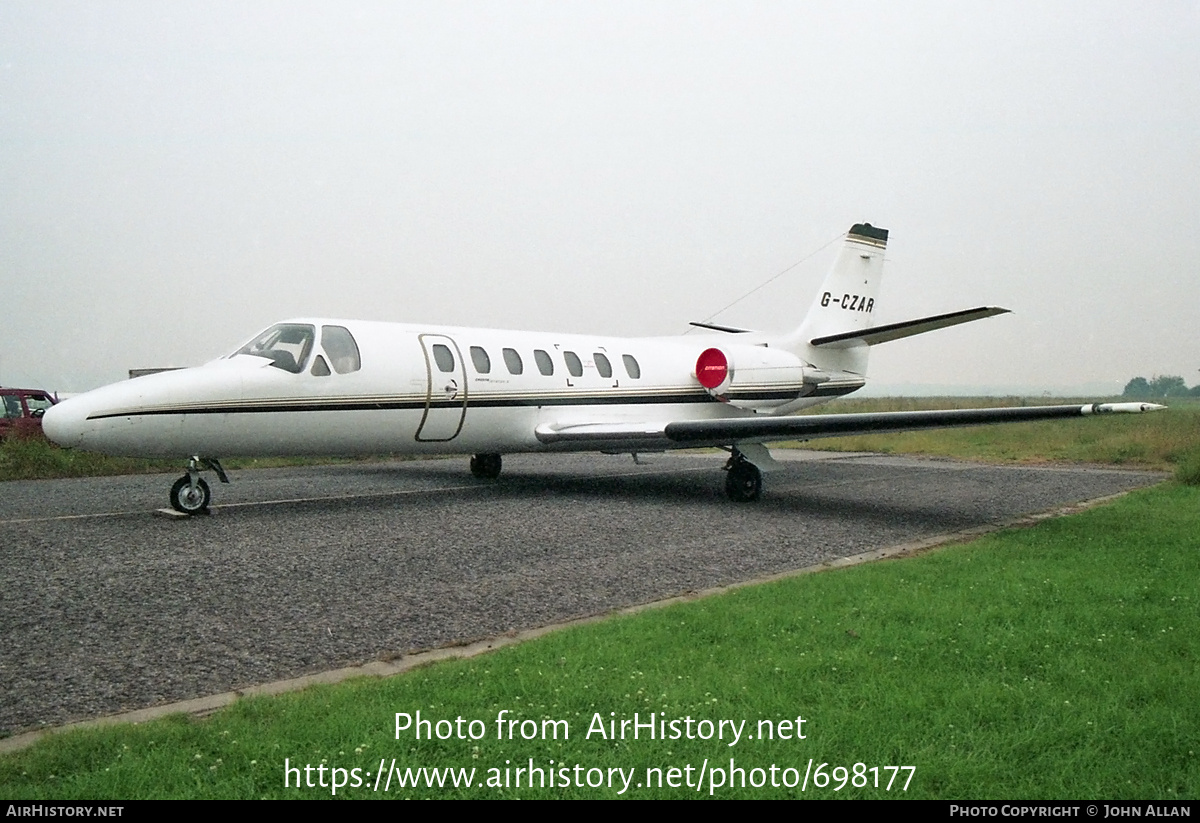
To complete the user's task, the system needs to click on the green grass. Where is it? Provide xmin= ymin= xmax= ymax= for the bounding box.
xmin=0 ymin=436 xmax=412 ymax=482
xmin=1174 ymin=445 xmax=1200 ymax=486
xmin=0 ymin=433 xmax=172 ymax=480
xmin=3 ymin=483 xmax=1196 ymax=799
xmin=791 ymin=397 xmax=1199 ymax=471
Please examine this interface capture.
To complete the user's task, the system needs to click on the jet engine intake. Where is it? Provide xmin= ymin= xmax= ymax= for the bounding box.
xmin=693 ymin=345 xmax=810 ymax=410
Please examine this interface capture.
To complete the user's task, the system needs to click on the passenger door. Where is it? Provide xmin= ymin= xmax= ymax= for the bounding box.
xmin=416 ymin=334 xmax=467 ymax=441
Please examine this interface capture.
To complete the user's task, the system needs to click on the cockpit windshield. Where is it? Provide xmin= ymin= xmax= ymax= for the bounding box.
xmin=233 ymin=324 xmax=315 ymax=373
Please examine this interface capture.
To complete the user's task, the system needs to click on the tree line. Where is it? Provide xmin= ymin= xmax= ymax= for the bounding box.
xmin=1122 ymin=375 xmax=1200 ymax=398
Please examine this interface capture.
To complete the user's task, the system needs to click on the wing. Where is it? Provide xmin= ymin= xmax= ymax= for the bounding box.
xmin=533 ymin=403 xmax=1165 ymax=451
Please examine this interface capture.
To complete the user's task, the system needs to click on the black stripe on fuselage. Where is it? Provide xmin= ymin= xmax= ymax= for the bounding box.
xmin=84 ymin=383 xmax=860 ymax=421
xmin=88 ymin=390 xmax=772 ymax=419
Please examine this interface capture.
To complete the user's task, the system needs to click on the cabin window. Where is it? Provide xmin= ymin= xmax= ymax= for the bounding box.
xmin=503 ymin=348 xmax=523 ymax=375
xmin=470 ymin=346 xmax=491 ymax=374
xmin=234 ymin=323 xmax=315 ymax=374
xmin=593 ymin=353 xmax=612 ymax=378
xmin=310 ymin=355 xmax=331 ymax=376
xmin=622 ymin=355 xmax=641 ymax=379
xmin=321 ymin=325 xmax=361 ymax=374
xmin=534 ymin=349 xmax=554 ymax=376
xmin=563 ymin=351 xmax=583 ymax=377
xmin=432 ymin=344 xmax=455 ymax=372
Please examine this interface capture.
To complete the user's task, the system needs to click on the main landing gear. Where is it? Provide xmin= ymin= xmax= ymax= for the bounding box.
xmin=169 ymin=456 xmax=229 ymax=514
xmin=470 ymin=453 xmax=503 ymax=479
xmin=724 ymin=449 xmax=762 ymax=502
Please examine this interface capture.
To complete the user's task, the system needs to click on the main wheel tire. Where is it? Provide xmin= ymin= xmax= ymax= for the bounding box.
xmin=170 ymin=475 xmax=211 ymax=514
xmin=470 ymin=453 xmax=503 ymax=479
xmin=725 ymin=461 xmax=762 ymax=502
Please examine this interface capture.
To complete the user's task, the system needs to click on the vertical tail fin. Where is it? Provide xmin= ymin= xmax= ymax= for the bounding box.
xmin=787 ymin=222 xmax=888 ymax=374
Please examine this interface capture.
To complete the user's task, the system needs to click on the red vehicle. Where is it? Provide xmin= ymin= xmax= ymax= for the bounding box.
xmin=0 ymin=387 xmax=58 ymax=440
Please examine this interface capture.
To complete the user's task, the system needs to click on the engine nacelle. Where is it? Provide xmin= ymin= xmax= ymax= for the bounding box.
xmin=694 ymin=345 xmax=811 ymax=411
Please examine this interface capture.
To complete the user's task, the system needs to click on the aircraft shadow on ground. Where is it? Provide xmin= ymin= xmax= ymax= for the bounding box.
xmin=228 ymin=460 xmax=1005 ymax=534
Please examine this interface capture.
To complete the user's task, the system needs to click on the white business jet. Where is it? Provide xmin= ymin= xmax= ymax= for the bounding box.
xmin=42 ymin=223 xmax=1163 ymax=514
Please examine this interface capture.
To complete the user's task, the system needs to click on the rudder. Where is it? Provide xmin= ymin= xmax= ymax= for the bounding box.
xmin=787 ymin=222 xmax=888 ymax=374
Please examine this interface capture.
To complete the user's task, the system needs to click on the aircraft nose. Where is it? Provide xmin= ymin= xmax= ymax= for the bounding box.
xmin=42 ymin=398 xmax=89 ymax=448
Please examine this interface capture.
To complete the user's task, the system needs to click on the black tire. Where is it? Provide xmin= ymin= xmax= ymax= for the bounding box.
xmin=170 ymin=475 xmax=211 ymax=514
xmin=470 ymin=453 xmax=503 ymax=479
xmin=725 ymin=461 xmax=762 ymax=502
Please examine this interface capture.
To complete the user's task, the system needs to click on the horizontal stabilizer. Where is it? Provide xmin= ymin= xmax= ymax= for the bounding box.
xmin=811 ymin=306 xmax=1010 ymax=348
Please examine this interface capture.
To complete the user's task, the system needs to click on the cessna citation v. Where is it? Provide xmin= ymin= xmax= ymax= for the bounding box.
xmin=43 ymin=223 xmax=1163 ymax=514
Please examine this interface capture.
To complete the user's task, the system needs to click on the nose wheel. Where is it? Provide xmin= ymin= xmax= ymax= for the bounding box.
xmin=168 ymin=457 xmax=229 ymax=515
xmin=170 ymin=475 xmax=211 ymax=514
xmin=724 ymin=451 xmax=762 ymax=502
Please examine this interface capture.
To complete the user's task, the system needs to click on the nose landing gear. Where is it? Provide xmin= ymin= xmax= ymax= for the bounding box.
xmin=169 ymin=457 xmax=229 ymax=514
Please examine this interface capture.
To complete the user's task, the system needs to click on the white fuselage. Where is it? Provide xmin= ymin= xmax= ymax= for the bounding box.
xmin=43 ymin=319 xmax=857 ymax=459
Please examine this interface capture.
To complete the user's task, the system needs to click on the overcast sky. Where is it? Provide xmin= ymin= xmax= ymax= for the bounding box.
xmin=2 ymin=1 xmax=1198 ymax=393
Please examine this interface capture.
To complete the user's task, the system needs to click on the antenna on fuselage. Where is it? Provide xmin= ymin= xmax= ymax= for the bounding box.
xmin=684 ymin=230 xmax=846 ymax=334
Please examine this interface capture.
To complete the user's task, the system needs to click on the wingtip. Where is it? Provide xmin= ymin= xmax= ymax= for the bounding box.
xmin=1086 ymin=402 xmax=1168 ymax=414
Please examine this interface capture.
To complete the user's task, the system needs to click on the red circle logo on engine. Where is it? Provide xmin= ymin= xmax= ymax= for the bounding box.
xmin=695 ymin=348 xmax=729 ymax=389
